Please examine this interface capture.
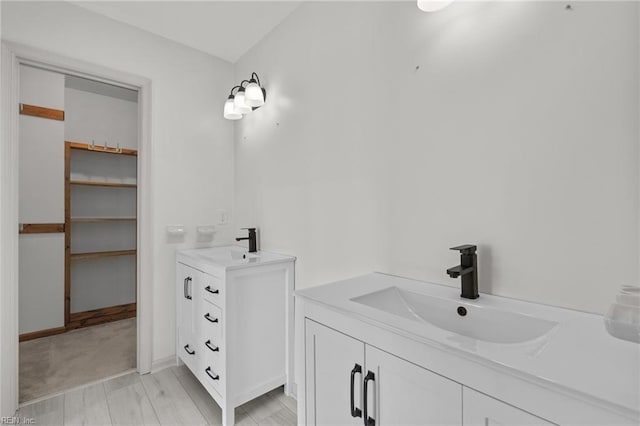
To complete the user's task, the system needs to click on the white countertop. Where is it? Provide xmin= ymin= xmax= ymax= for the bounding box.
xmin=177 ymin=245 xmax=295 ymax=273
xmin=295 ymin=272 xmax=640 ymax=416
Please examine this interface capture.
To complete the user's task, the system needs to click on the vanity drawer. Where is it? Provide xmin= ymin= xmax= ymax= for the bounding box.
xmin=202 ymin=360 xmax=224 ymax=396
xmin=201 ymin=299 xmax=223 ymax=341
xmin=201 ymin=273 xmax=223 ymax=306
xmin=202 ymin=336 xmax=223 ymax=366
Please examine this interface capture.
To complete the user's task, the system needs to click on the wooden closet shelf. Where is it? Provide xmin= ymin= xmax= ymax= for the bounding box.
xmin=67 ymin=141 xmax=138 ymax=156
xmin=71 ymin=217 xmax=137 ymax=223
xmin=20 ymin=103 xmax=64 ymax=121
xmin=70 ymin=249 xmax=136 ymax=260
xmin=70 ymin=180 xmax=137 ymax=188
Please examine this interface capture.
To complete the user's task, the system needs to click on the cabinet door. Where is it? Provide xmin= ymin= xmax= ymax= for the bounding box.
xmin=463 ymin=387 xmax=554 ymax=426
xmin=305 ymin=320 xmax=365 ymax=426
xmin=176 ymin=263 xmax=198 ymax=371
xmin=366 ymin=345 xmax=462 ymax=426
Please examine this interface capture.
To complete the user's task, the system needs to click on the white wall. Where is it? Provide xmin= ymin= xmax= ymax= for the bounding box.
xmin=234 ymin=1 xmax=639 ymax=314
xmin=19 ymin=234 xmax=64 ymax=333
xmin=2 ymin=1 xmax=235 ymax=363
xmin=65 ymin=87 xmax=138 ymax=150
xmin=18 ymin=65 xmax=65 ymax=335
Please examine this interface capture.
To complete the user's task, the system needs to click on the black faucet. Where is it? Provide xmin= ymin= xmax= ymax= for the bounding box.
xmin=446 ymin=245 xmax=479 ymax=299
xmin=236 ymin=228 xmax=257 ymax=253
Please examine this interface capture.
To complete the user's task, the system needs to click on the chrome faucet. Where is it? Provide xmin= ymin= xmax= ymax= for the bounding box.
xmin=236 ymin=228 xmax=257 ymax=253
xmin=446 ymin=245 xmax=479 ymax=299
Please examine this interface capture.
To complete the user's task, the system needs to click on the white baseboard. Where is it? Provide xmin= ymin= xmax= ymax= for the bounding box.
xmin=150 ymin=355 xmax=176 ymax=373
xmin=287 ymin=382 xmax=298 ymax=399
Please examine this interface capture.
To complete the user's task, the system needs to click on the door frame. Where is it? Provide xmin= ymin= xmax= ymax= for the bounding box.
xmin=0 ymin=41 xmax=153 ymax=415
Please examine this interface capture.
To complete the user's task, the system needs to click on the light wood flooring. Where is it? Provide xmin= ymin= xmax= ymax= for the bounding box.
xmin=16 ymin=365 xmax=297 ymax=426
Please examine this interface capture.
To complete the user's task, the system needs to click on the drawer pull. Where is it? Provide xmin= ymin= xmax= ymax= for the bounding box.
xmin=184 ymin=344 xmax=195 ymax=355
xmin=204 ymin=313 xmax=219 ymax=323
xmin=205 ymin=366 xmax=220 ymax=381
xmin=205 ymin=340 xmax=220 ymax=352
xmin=184 ymin=277 xmax=193 ymax=300
xmin=350 ymin=364 xmax=362 ymax=418
xmin=205 ymin=286 xmax=219 ymax=295
xmin=363 ymin=371 xmax=375 ymax=426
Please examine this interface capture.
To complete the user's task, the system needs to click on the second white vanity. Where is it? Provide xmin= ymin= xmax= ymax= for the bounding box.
xmin=295 ymin=273 xmax=639 ymax=426
xmin=176 ymin=246 xmax=295 ymax=426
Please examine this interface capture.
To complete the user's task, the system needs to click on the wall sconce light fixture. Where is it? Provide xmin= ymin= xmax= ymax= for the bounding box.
xmin=223 ymin=72 xmax=267 ymax=120
xmin=417 ymin=0 xmax=454 ymax=12
xmin=234 ymin=84 xmax=252 ymax=114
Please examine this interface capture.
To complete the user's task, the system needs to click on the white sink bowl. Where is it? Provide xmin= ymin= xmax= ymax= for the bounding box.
xmin=351 ymin=286 xmax=558 ymax=344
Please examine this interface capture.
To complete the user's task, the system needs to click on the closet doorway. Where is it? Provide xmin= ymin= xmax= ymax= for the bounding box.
xmin=17 ymin=65 xmax=139 ymax=402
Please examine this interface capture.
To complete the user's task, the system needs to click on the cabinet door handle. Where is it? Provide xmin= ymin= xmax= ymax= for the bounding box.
xmin=205 ymin=286 xmax=219 ymax=295
xmin=363 ymin=370 xmax=375 ymax=426
xmin=184 ymin=277 xmax=192 ymax=300
xmin=205 ymin=366 xmax=220 ymax=380
xmin=204 ymin=313 xmax=219 ymax=323
xmin=183 ymin=344 xmax=195 ymax=355
xmin=350 ymin=364 xmax=363 ymax=418
xmin=205 ymin=340 xmax=220 ymax=352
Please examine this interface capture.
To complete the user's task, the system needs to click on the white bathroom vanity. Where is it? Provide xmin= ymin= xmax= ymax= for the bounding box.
xmin=295 ymin=273 xmax=639 ymax=426
xmin=176 ymin=246 xmax=295 ymax=426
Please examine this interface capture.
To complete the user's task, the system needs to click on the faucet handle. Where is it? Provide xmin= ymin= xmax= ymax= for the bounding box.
xmin=241 ymin=227 xmax=256 ymax=232
xmin=450 ymin=244 xmax=477 ymax=255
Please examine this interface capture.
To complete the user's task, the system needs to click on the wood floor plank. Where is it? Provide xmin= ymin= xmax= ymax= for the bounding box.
xmin=64 ymin=382 xmax=112 ymax=425
xmin=103 ymin=371 xmax=140 ymax=393
xmin=17 ymin=394 xmax=64 ymax=426
xmin=172 ymin=365 xmax=256 ymax=426
xmin=257 ymin=407 xmax=296 ymax=426
xmin=267 ymin=386 xmax=297 ymax=413
xmin=237 ymin=393 xmax=283 ymax=423
xmin=236 ymin=414 xmax=258 ymax=426
xmin=171 ymin=363 xmax=191 ymax=379
xmin=104 ymin=373 xmax=159 ymax=425
xmin=141 ymin=367 xmax=207 ymax=425
xmin=171 ymin=365 xmax=223 ymax=425
xmin=17 ymin=367 xmax=296 ymax=426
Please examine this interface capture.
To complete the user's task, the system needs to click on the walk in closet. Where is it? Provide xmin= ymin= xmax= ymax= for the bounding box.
xmin=19 ymin=69 xmax=139 ymax=337
xmin=18 ymin=66 xmax=139 ymax=401
xmin=66 ymin=141 xmax=137 ymax=329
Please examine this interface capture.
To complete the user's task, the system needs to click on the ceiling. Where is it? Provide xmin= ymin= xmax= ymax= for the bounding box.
xmin=72 ymin=1 xmax=301 ymax=63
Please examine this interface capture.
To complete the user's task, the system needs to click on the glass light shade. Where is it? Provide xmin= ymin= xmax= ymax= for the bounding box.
xmin=224 ymin=98 xmax=242 ymax=120
xmin=417 ymin=0 xmax=454 ymax=12
xmin=244 ymin=81 xmax=265 ymax=107
xmin=233 ymin=91 xmax=252 ymax=114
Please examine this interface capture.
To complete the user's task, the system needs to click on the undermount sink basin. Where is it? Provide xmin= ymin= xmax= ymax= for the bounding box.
xmin=351 ymin=287 xmax=558 ymax=344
